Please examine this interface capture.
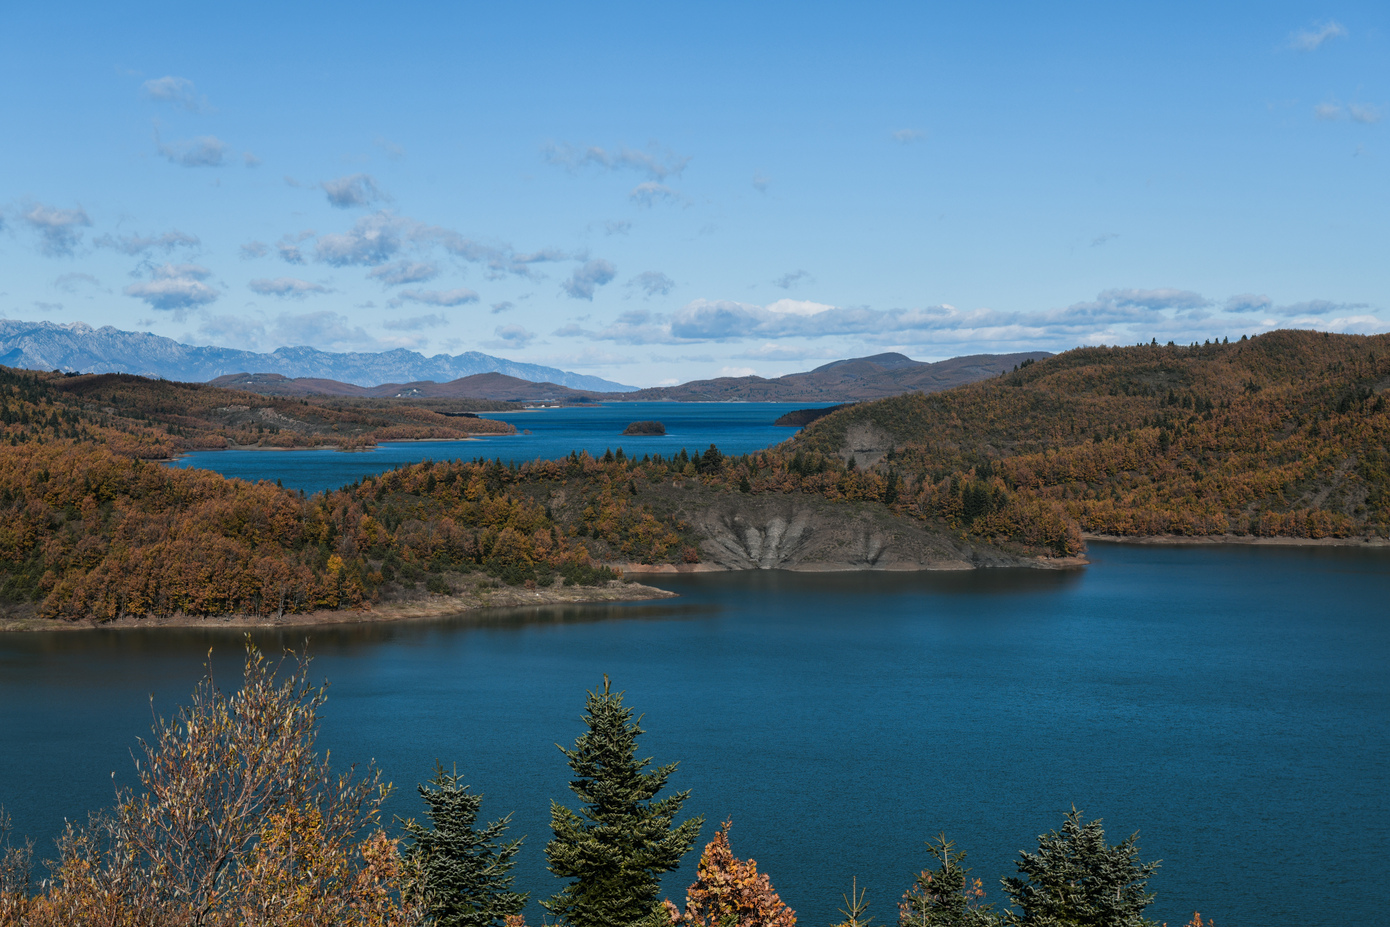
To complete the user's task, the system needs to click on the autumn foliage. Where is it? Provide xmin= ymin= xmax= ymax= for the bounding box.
xmin=662 ymin=822 xmax=796 ymax=927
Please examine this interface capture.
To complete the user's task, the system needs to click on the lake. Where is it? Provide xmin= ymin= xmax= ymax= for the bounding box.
xmin=7 ymin=401 xmax=1389 ymax=924
xmin=3 ymin=543 xmax=1386 ymax=926
xmin=165 ymin=401 xmax=837 ymax=493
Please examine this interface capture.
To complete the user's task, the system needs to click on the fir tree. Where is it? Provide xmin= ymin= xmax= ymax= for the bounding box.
xmin=1001 ymin=808 xmax=1159 ymax=927
xmin=899 ymin=834 xmax=998 ymax=927
xmin=544 ymin=676 xmax=703 ymax=927
xmin=404 ymin=763 xmax=527 ymax=927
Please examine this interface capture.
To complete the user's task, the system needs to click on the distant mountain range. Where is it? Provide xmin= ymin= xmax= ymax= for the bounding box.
xmin=620 ymin=351 xmax=1055 ymax=401
xmin=0 ymin=320 xmax=635 ymax=392
xmin=214 ymin=350 xmax=1055 ymax=403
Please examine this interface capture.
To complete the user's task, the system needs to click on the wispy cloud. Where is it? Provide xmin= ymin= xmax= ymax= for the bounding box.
xmin=1313 ymin=99 xmax=1385 ymax=123
xmin=490 ymin=301 xmax=513 ymax=314
xmin=628 ymin=271 xmax=674 ymax=297
xmin=774 ymin=269 xmax=811 ymax=290
xmin=603 ymin=219 xmax=632 ymax=236
xmin=321 ymin=173 xmax=388 ymax=209
xmin=141 ymin=75 xmax=208 ymax=112
xmin=383 ymin=314 xmax=448 ymax=331
xmin=240 ymin=241 xmax=269 ymax=259
xmin=94 ymin=229 xmax=199 ymax=256
xmin=23 ymin=204 xmax=92 ymax=257
xmin=369 ymin=260 xmax=438 ymax=286
xmin=53 ymin=272 xmax=103 ymax=293
xmin=248 ymin=277 xmax=330 ymax=299
xmin=394 ymin=288 xmax=479 ymax=307
xmin=891 ymin=128 xmax=924 ymax=144
xmin=1090 ymin=232 xmax=1119 ymax=248
xmin=630 ymin=182 xmax=686 ymax=208
xmin=124 ymin=264 xmax=218 ymax=317
xmin=156 ymin=132 xmax=227 ymax=167
xmin=752 ymin=173 xmax=769 ymax=193
xmin=313 ymin=210 xmax=548 ymax=279
xmin=563 ymin=288 xmax=1222 ymax=346
xmin=542 ymin=141 xmax=689 ymax=180
xmin=488 ymin=324 xmax=536 ymax=349
xmin=1224 ymin=293 xmax=1272 ymax=314
xmin=1289 ymin=20 xmax=1348 ymax=52
xmin=562 ymin=259 xmax=617 ymax=300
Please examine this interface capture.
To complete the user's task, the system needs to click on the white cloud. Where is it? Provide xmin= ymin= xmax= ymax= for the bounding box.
xmin=240 ymin=241 xmax=269 ymax=259
xmin=369 ymin=260 xmax=439 ymax=286
xmin=1289 ymin=20 xmax=1348 ymax=52
xmin=542 ymin=141 xmax=690 ymax=180
xmin=491 ymin=301 xmax=513 ymax=314
xmin=569 ymin=287 xmax=1223 ymax=346
xmin=248 ymin=277 xmax=330 ymax=299
xmin=490 ymin=324 xmax=536 ymax=348
xmin=321 ymin=173 xmax=388 ymax=209
xmin=94 ymin=229 xmax=199 ymax=256
xmin=1315 ymin=101 xmax=1345 ymax=121
xmin=603 ymin=219 xmax=632 ymax=236
xmin=1224 ymin=293 xmax=1272 ymax=314
xmin=719 ymin=366 xmax=757 ymax=378
xmin=141 ymin=76 xmax=207 ymax=111
xmin=765 ymin=298 xmax=835 ymax=317
xmin=395 ymin=288 xmax=480 ymax=307
xmin=309 ymin=210 xmax=542 ymax=279
xmin=157 ymin=133 xmax=227 ymax=167
xmin=629 ymin=182 xmax=686 ymax=207
xmin=891 ymin=129 xmax=925 ymax=143
xmin=22 ymin=204 xmax=92 ymax=257
xmin=1349 ymin=103 xmax=1384 ymax=124
xmin=315 ymin=213 xmax=406 ymax=266
xmin=562 ymin=259 xmax=617 ymax=300
xmin=123 ymin=264 xmax=218 ymax=316
xmin=628 ymin=271 xmax=674 ymax=297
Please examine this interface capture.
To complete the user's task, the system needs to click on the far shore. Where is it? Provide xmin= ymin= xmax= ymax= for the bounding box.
xmin=1083 ymin=532 xmax=1390 ymax=548
xmin=0 ymin=580 xmax=677 ymax=634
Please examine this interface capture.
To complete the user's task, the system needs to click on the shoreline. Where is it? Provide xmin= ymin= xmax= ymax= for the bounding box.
xmin=1083 ymin=532 xmax=1390 ymax=548
xmin=0 ymin=580 xmax=678 ymax=634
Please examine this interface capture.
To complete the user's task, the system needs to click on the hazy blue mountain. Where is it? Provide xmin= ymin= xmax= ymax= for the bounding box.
xmin=0 ymin=320 xmax=636 ymax=391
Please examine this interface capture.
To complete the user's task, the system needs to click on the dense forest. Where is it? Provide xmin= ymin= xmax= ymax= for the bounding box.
xmin=0 ymin=646 xmax=1210 ymax=927
xmin=793 ymin=329 xmax=1390 ymax=548
xmin=2 ymin=329 xmax=1386 ymax=623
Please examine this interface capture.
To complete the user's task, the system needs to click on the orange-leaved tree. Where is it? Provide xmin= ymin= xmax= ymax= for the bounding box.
xmin=662 ymin=820 xmax=796 ymax=927
xmin=15 ymin=641 xmax=418 ymax=927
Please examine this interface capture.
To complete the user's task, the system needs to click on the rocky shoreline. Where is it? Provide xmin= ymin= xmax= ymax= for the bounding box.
xmin=0 ymin=580 xmax=678 ymax=633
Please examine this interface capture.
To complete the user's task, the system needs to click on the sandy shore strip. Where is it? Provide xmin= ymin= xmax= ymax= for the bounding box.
xmin=0 ymin=580 xmax=678 ymax=633
xmin=1083 ymin=532 xmax=1390 ymax=548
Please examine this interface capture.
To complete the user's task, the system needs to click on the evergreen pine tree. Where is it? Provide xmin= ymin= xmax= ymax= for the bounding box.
xmin=404 ymin=763 xmax=527 ymax=927
xmin=544 ymin=676 xmax=703 ymax=927
xmin=1001 ymin=808 xmax=1159 ymax=927
xmin=899 ymin=834 xmax=999 ymax=927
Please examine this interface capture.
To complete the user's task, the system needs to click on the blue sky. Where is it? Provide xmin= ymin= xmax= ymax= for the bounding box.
xmin=2 ymin=2 xmax=1386 ymax=386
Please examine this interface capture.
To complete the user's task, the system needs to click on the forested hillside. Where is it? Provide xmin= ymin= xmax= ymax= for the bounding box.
xmin=792 ymin=329 xmax=1390 ymax=543
xmin=8 ymin=330 xmax=1383 ymax=624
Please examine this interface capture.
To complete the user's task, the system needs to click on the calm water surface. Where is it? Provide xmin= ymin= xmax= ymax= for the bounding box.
xmin=3 ymin=543 xmax=1387 ymax=926
xmin=166 ymin=401 xmax=833 ymax=493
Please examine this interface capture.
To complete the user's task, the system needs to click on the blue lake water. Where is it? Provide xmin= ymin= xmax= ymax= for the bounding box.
xmin=9 ymin=402 xmax=1390 ymax=923
xmin=2 ymin=543 xmax=1387 ymax=926
xmin=165 ymin=401 xmax=835 ymax=493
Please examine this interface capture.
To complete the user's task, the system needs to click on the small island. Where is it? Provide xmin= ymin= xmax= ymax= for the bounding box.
xmin=622 ymin=420 xmax=666 ymax=435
